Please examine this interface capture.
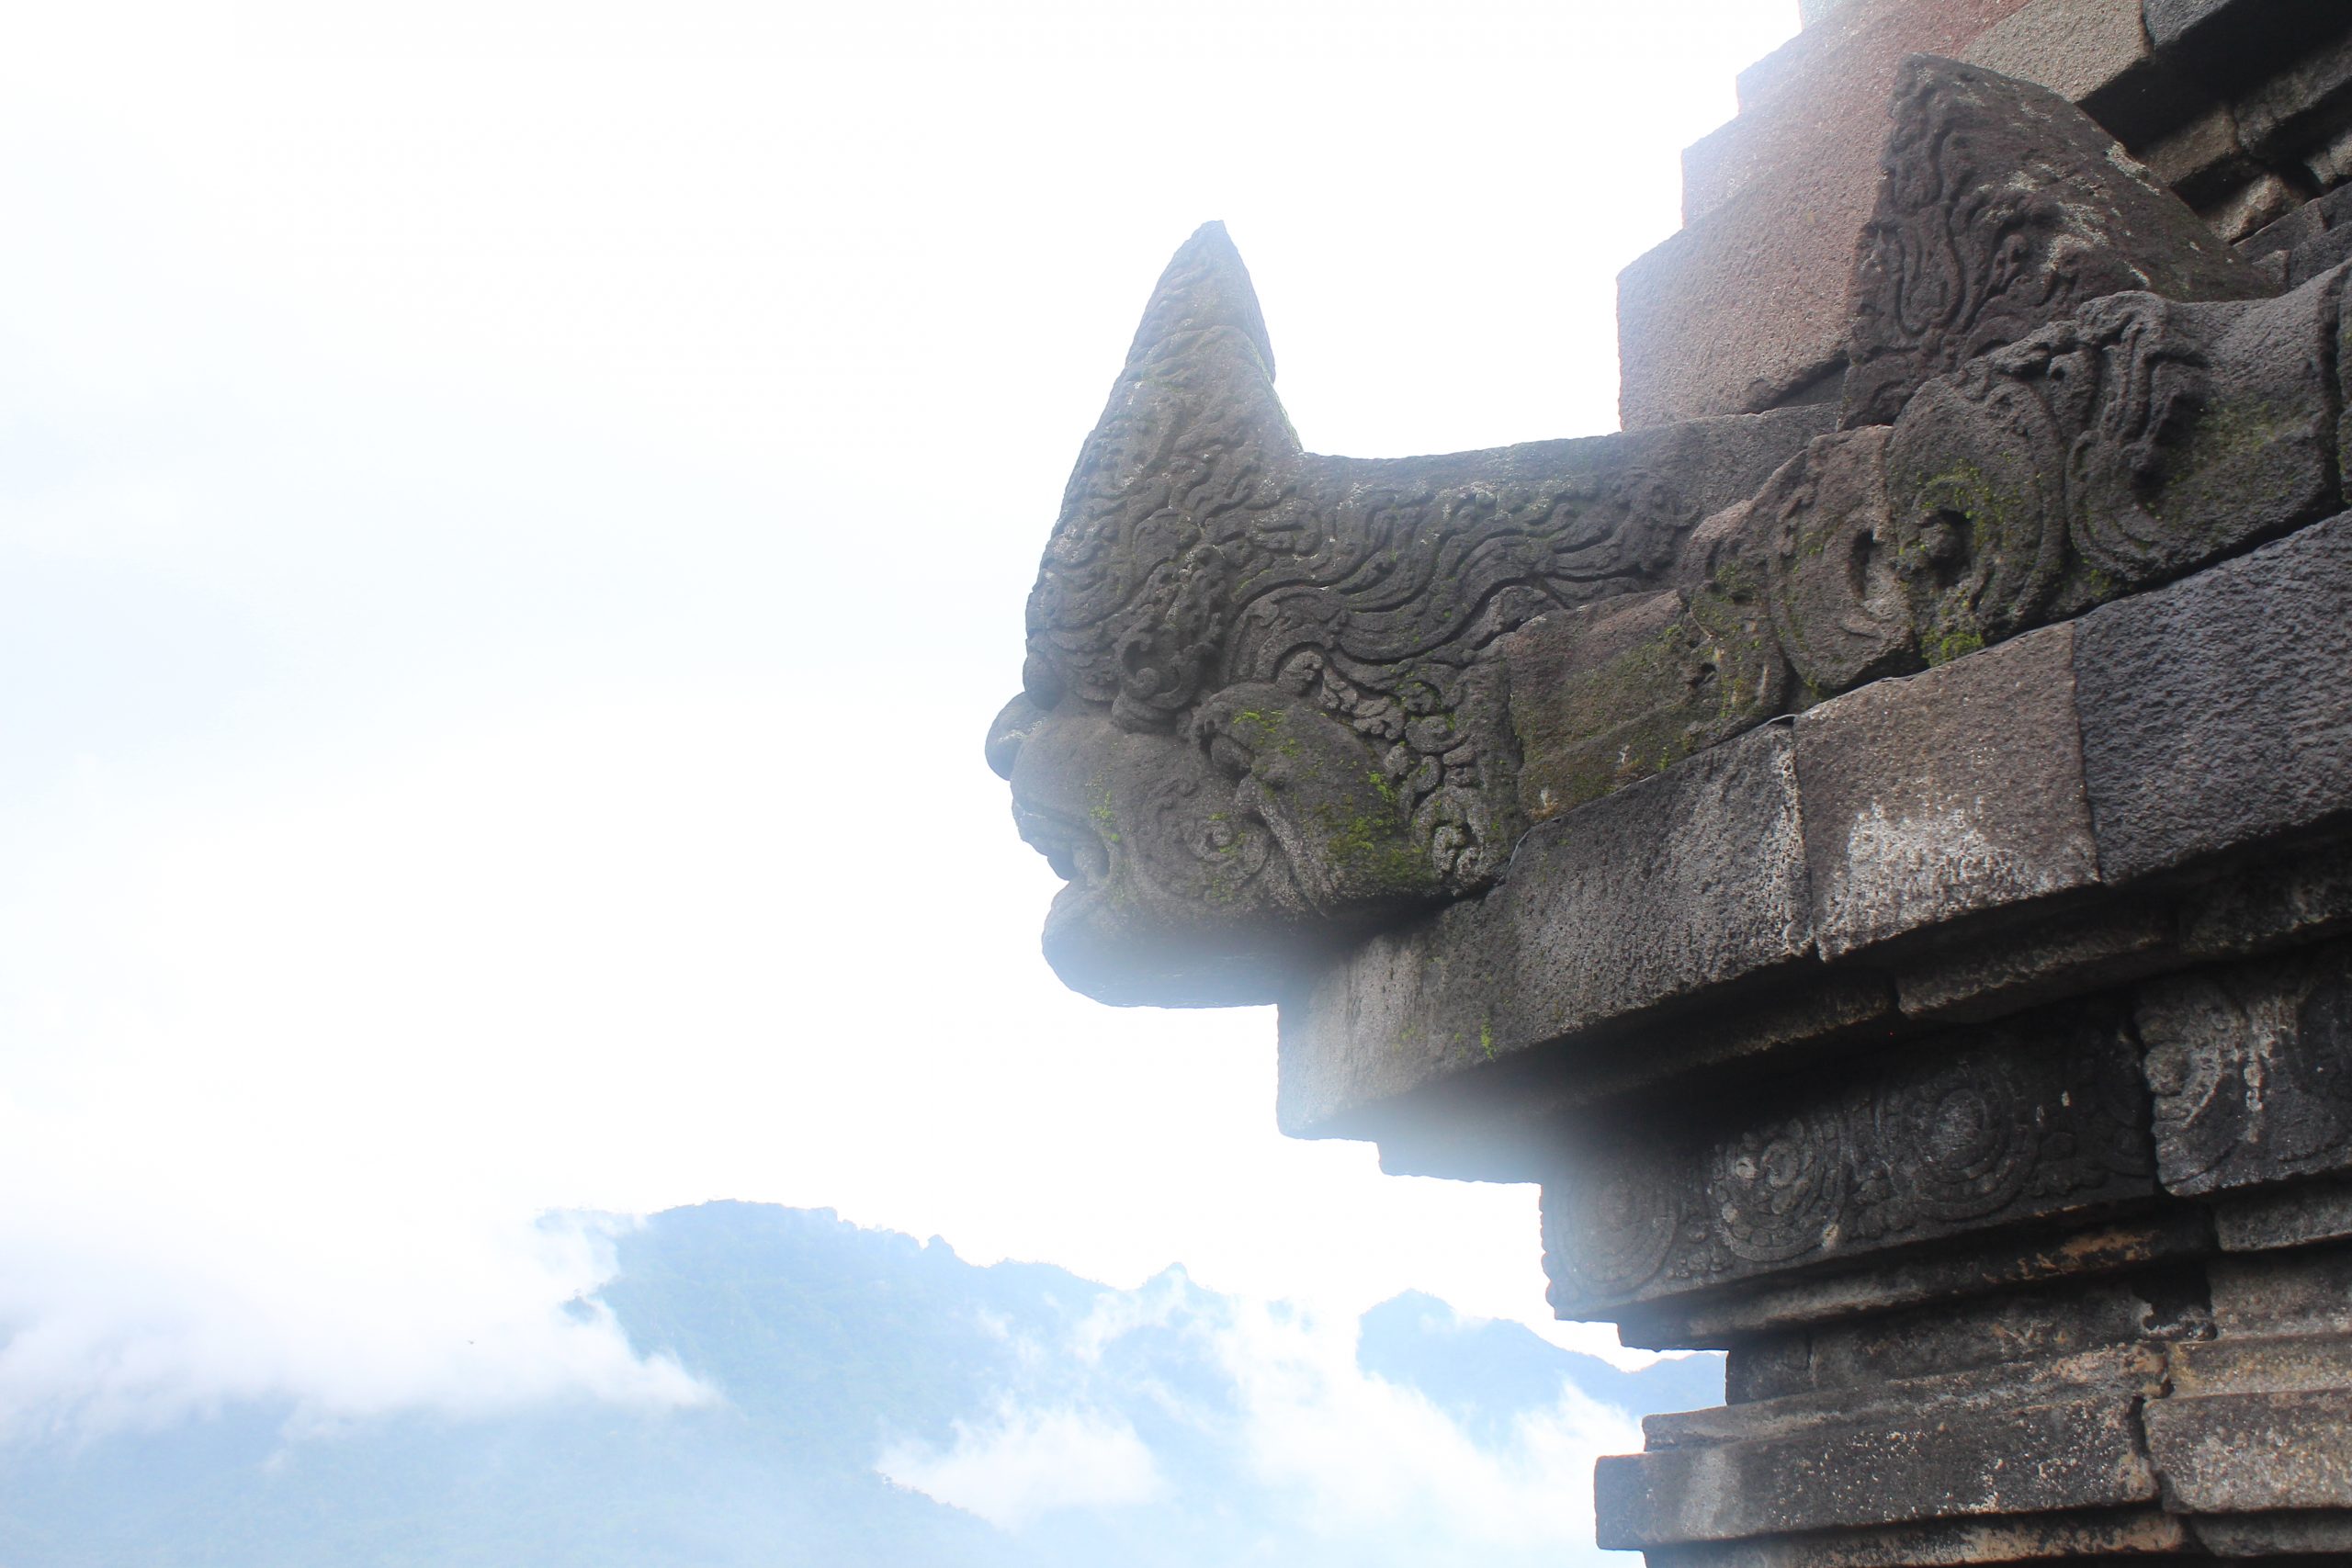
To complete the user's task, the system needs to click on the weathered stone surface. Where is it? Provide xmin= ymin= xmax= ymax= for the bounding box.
xmin=1736 ymin=1269 xmax=2213 ymax=1402
xmin=2141 ymin=102 xmax=2264 ymax=212
xmin=1541 ymin=1002 xmax=2154 ymax=1318
xmin=1366 ymin=976 xmax=1896 ymax=1187
xmin=990 ymin=222 xmax=1830 ymax=1007
xmin=2146 ymin=0 xmax=2352 ymax=92
xmin=1599 ymin=1380 xmax=2158 ymax=1547
xmin=2230 ymin=16 xmax=2352 ymax=160
xmin=1842 ymin=57 xmax=2263 ymax=430
xmin=2214 ymin=1176 xmax=2352 ymax=1251
xmin=1277 ymin=721 xmax=1811 ymax=1138
xmin=2140 ymin=941 xmax=2352 ymax=1196
xmin=1618 ymin=1212 xmax=2213 ymax=1349
xmin=1868 ymin=267 xmax=2351 ymax=676
xmin=1894 ymin=901 xmax=2175 ymax=1021
xmin=2193 ymin=1510 xmax=2352 ymax=1557
xmin=1641 ymin=1508 xmax=2188 ymax=1568
xmin=2209 ymin=1243 xmax=2352 ymax=1333
xmin=1500 ymin=580 xmax=1789 ymax=824
xmin=1962 ymin=0 xmax=2189 ymax=141
xmin=2075 ymin=511 xmax=2352 ymax=884
xmin=2154 ymin=1372 xmax=2352 ymax=1523
xmin=2179 ymin=831 xmax=2352 ymax=961
xmin=1793 ymin=625 xmax=2095 ymax=958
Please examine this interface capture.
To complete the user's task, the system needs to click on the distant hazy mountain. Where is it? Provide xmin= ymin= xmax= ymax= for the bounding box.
xmin=0 ymin=1201 xmax=1718 ymax=1567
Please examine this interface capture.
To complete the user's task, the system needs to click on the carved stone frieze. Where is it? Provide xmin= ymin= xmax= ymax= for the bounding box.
xmin=1540 ymin=1002 xmax=2155 ymax=1319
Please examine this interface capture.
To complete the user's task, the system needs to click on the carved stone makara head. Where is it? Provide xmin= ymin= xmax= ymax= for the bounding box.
xmin=984 ymin=224 xmax=1814 ymax=1005
xmin=990 ymin=58 xmax=2321 ymax=1010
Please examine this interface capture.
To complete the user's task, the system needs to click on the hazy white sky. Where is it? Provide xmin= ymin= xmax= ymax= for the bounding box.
xmin=0 ymin=0 xmax=1801 ymax=1433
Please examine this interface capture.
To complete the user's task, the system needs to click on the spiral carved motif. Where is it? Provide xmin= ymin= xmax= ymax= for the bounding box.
xmin=1884 ymin=1067 xmax=2033 ymax=1225
xmin=1554 ymin=1161 xmax=1680 ymax=1299
xmin=1710 ymin=1110 xmax=1847 ymax=1266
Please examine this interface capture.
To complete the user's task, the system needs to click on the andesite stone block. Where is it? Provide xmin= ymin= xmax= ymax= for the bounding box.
xmin=1962 ymin=0 xmax=2199 ymax=146
xmin=1598 ymin=1384 xmax=2158 ymax=1548
xmin=2146 ymin=0 xmax=2351 ymax=92
xmin=1793 ymin=624 xmax=2096 ymax=959
xmin=2075 ymin=511 xmax=2352 ymax=884
xmin=2209 ymin=1244 xmax=2352 ymax=1334
xmin=1892 ymin=902 xmax=2175 ymax=1021
xmin=2145 ymin=1382 xmax=2352 ymax=1512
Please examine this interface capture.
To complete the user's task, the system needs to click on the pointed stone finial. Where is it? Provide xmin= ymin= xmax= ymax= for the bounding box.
xmin=1121 ymin=220 xmax=1277 ymax=378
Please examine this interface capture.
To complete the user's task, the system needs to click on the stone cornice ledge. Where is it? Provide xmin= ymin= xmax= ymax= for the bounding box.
xmin=1278 ymin=509 xmax=2352 ymax=1179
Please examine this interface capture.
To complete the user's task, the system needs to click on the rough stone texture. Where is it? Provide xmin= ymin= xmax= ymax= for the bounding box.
xmin=1744 ymin=1270 xmax=2211 ymax=1401
xmin=1643 ymin=1509 xmax=2188 ymax=1568
xmin=1276 ymin=722 xmax=1810 ymax=1140
xmin=1793 ymin=625 xmax=2096 ymax=958
xmin=1962 ymin=0 xmax=2201 ymax=146
xmin=2146 ymin=0 xmax=2352 ymax=94
xmin=2149 ymin=1348 xmax=2352 ymax=1510
xmin=1540 ymin=1001 xmax=2154 ymax=1318
xmin=2075 ymin=511 xmax=2352 ymax=884
xmin=1619 ymin=1212 xmax=2215 ymax=1349
xmin=2208 ymin=1244 xmax=2352 ymax=1334
xmin=2213 ymin=1176 xmax=2352 ymax=1251
xmin=2227 ymin=16 xmax=2352 ymax=161
xmin=1599 ymin=1366 xmax=2161 ymax=1546
xmin=2139 ymin=940 xmax=2352 ymax=1197
xmin=1755 ymin=429 xmax=1917 ymax=692
xmin=1892 ymin=901 xmax=2176 ymax=1021
xmin=1626 ymin=3 xmax=2039 ymax=427
xmin=2141 ymin=103 xmax=2265 ymax=212
xmin=2178 ymin=831 xmax=2352 ymax=962
xmin=1843 ymin=58 xmax=2264 ymax=429
xmin=1500 ymin=582 xmax=1789 ymax=824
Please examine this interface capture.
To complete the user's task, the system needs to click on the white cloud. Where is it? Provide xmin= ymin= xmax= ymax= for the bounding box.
xmin=897 ymin=1279 xmax=1645 ymax=1564
xmin=1203 ymin=1301 xmax=1638 ymax=1558
xmin=0 ymin=1185 xmax=708 ymax=1438
xmin=0 ymin=0 xmax=1796 ymax=1434
xmin=877 ymin=1404 xmax=1166 ymax=1529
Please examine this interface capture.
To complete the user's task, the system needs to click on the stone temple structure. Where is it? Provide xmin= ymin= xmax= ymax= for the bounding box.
xmin=988 ymin=0 xmax=2352 ymax=1561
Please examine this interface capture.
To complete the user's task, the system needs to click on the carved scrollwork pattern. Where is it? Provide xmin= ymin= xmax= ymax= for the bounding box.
xmin=1543 ymin=1004 xmax=2156 ymax=1318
